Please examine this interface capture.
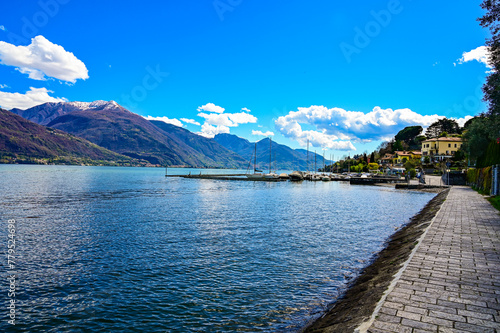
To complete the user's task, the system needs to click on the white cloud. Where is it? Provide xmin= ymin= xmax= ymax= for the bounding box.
xmin=180 ymin=118 xmax=200 ymax=126
xmin=144 ymin=115 xmax=183 ymax=127
xmin=0 ymin=25 xmax=5 ymax=31
xmin=454 ymin=115 xmax=473 ymax=127
xmin=0 ymin=87 xmax=67 ymax=110
xmin=457 ymin=46 xmax=492 ymax=68
xmin=274 ymin=105 xmax=463 ymax=150
xmin=252 ymin=130 xmax=274 ymax=137
xmin=197 ymin=102 xmax=225 ymax=113
xmin=197 ymin=123 xmax=230 ymax=138
xmin=198 ymin=111 xmax=257 ymax=127
xmin=0 ymin=84 xmax=8 ymax=89
xmin=196 ymin=103 xmax=258 ymax=137
xmin=0 ymin=35 xmax=89 ymax=83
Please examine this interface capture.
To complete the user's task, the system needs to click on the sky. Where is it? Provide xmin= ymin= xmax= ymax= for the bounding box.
xmin=0 ymin=0 xmax=492 ymax=159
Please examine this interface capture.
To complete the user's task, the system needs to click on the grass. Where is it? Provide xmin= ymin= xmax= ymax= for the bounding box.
xmin=471 ymin=186 xmax=500 ymax=212
xmin=487 ymin=196 xmax=500 ymax=212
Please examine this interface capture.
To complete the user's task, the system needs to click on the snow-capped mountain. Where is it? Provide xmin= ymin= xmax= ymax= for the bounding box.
xmin=66 ymin=100 xmax=120 ymax=110
xmin=10 ymin=100 xmax=122 ymax=126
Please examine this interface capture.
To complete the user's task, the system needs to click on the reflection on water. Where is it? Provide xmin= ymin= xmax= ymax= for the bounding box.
xmin=0 ymin=165 xmax=435 ymax=332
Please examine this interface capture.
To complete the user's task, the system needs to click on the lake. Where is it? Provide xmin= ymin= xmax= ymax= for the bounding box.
xmin=0 ymin=165 xmax=436 ymax=332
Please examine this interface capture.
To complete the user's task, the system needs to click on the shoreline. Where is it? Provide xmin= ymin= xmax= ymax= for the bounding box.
xmin=301 ymin=187 xmax=450 ymax=333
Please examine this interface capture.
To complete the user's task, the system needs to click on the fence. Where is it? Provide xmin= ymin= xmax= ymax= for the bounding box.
xmin=493 ymin=164 xmax=500 ymax=196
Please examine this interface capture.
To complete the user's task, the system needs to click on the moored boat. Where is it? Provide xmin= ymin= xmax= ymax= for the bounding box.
xmin=289 ymin=171 xmax=304 ymax=181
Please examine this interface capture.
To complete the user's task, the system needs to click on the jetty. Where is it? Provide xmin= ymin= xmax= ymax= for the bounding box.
xmin=166 ymin=170 xmax=451 ymax=190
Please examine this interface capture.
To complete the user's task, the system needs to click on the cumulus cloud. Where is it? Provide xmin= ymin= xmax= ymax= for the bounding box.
xmin=197 ymin=102 xmax=225 ymax=113
xmin=180 ymin=118 xmax=200 ymax=126
xmin=0 ymin=35 xmax=89 ymax=83
xmin=144 ymin=115 xmax=183 ymax=127
xmin=457 ymin=46 xmax=492 ymax=68
xmin=0 ymin=84 xmax=8 ymax=89
xmin=252 ymin=130 xmax=274 ymax=137
xmin=197 ymin=123 xmax=230 ymax=138
xmin=0 ymin=87 xmax=67 ymax=110
xmin=454 ymin=115 xmax=473 ymax=127
xmin=274 ymin=105 xmax=462 ymax=151
xmin=198 ymin=111 xmax=257 ymax=127
xmin=196 ymin=102 xmax=258 ymax=137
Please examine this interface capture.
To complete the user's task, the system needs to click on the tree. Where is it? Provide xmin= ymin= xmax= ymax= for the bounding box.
xmin=463 ymin=115 xmax=500 ymax=165
xmin=425 ymin=118 xmax=461 ymax=138
xmin=395 ymin=126 xmax=423 ymax=147
xmin=452 ymin=149 xmax=466 ymax=162
xmin=462 ymin=1 xmax=500 ymax=167
xmin=479 ymin=0 xmax=500 ymax=116
xmin=462 ymin=117 xmax=492 ymax=162
xmin=393 ymin=140 xmax=406 ymax=152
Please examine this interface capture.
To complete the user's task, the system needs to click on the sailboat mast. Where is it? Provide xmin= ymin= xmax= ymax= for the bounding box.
xmin=307 ymin=139 xmax=309 ymax=173
xmin=254 ymin=142 xmax=257 ymax=173
xmin=269 ymin=138 xmax=272 ymax=174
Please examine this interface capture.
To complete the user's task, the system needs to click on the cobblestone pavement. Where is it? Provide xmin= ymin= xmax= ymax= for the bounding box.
xmin=366 ymin=186 xmax=500 ymax=333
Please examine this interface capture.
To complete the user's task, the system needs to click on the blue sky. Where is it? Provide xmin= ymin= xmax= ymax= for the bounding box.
xmin=0 ymin=0 xmax=491 ymax=158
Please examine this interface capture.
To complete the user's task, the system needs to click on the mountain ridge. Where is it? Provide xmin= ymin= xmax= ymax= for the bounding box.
xmin=12 ymin=101 xmax=247 ymax=168
xmin=0 ymin=108 xmax=144 ymax=166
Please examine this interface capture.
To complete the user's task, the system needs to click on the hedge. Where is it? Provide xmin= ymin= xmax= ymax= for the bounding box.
xmin=467 ymin=166 xmax=492 ymax=194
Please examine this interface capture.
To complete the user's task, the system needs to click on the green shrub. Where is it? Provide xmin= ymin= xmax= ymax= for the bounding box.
xmin=409 ymin=168 xmax=416 ymax=179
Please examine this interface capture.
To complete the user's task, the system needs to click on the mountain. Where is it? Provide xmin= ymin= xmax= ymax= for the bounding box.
xmin=0 ymin=108 xmax=142 ymax=166
xmin=10 ymin=100 xmax=122 ymax=126
xmin=14 ymin=101 xmax=247 ymax=168
xmin=149 ymin=120 xmax=247 ymax=168
xmin=214 ymin=133 xmax=330 ymax=171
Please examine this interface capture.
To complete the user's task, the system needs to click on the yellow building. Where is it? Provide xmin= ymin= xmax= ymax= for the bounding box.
xmin=392 ymin=151 xmax=422 ymax=165
xmin=421 ymin=137 xmax=463 ymax=161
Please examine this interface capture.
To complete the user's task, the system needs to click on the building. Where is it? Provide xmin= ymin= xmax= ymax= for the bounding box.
xmin=392 ymin=151 xmax=423 ymax=165
xmin=421 ymin=137 xmax=463 ymax=162
xmin=378 ymin=153 xmax=394 ymax=166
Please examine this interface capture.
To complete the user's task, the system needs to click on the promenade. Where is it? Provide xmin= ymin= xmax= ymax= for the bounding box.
xmin=364 ymin=186 xmax=500 ymax=332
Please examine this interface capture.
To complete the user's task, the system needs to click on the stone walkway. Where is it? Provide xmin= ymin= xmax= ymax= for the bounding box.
xmin=365 ymin=186 xmax=500 ymax=333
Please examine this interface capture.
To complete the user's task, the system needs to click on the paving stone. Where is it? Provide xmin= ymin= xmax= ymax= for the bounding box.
xmin=427 ymin=309 xmax=466 ymax=322
xmin=401 ymin=318 xmax=438 ymax=331
xmin=403 ymin=305 xmax=428 ymax=315
xmin=454 ymin=321 xmax=497 ymax=332
xmin=372 ymin=320 xmax=412 ymax=332
xmin=421 ymin=314 xmax=454 ymax=327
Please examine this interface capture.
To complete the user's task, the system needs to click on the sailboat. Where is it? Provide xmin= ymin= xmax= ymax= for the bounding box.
xmin=264 ymin=138 xmax=279 ymax=179
xmin=246 ymin=142 xmax=264 ymax=180
xmin=246 ymin=139 xmax=279 ymax=180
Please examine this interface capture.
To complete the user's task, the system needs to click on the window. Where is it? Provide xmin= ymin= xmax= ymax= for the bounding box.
xmin=454 ymin=144 xmax=457 ymax=148
xmin=448 ymin=143 xmax=451 ymax=147
xmin=446 ymin=151 xmax=449 ymax=155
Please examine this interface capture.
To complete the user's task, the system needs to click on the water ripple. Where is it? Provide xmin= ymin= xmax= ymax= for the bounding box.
xmin=0 ymin=165 xmax=435 ymax=332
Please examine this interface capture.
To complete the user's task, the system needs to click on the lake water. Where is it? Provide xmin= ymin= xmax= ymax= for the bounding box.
xmin=0 ymin=165 xmax=436 ymax=332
